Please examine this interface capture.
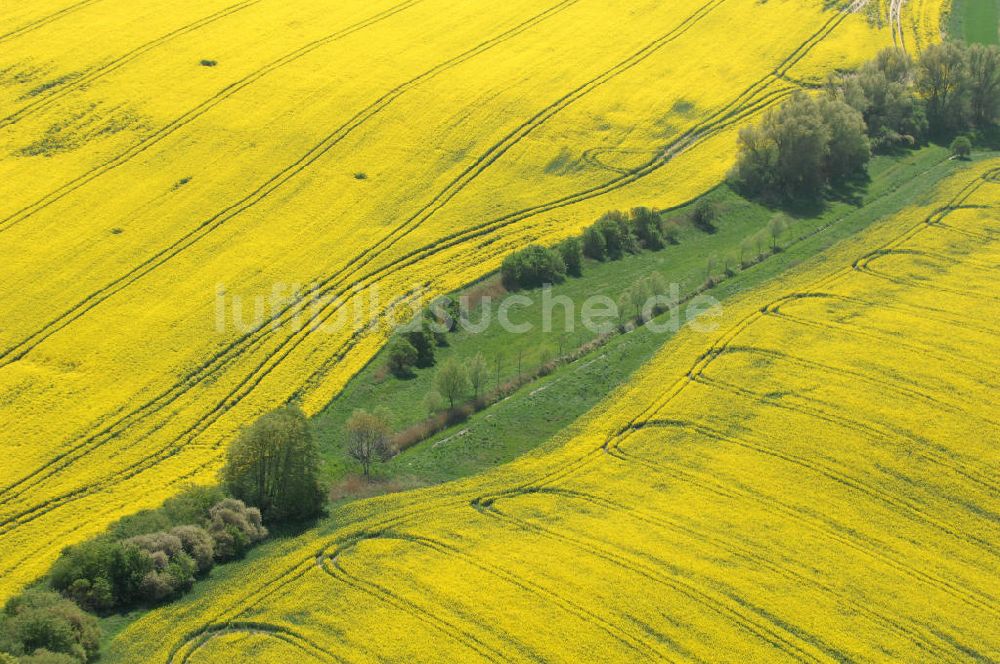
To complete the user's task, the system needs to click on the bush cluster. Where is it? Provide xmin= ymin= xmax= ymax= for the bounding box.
xmin=49 ymin=498 xmax=266 ymax=612
xmin=502 ymin=207 xmax=681 ymax=291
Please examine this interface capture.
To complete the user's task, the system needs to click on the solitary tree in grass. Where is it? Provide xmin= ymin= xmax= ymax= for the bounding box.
xmin=222 ymin=406 xmax=325 ymax=522
xmin=345 ymin=409 xmax=392 ymax=479
xmin=434 ymin=358 xmax=469 ymax=409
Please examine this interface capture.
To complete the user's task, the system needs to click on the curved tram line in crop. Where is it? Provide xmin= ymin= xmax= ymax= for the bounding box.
xmin=158 ymin=161 xmax=998 ymax=664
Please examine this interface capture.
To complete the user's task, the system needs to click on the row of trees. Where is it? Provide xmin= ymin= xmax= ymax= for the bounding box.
xmin=731 ymin=43 xmax=1000 ymax=200
xmin=500 ymin=207 xmax=682 ymax=291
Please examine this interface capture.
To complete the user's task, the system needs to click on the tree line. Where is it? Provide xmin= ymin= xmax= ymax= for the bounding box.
xmin=730 ymin=43 xmax=1000 ymax=200
xmin=500 ymin=206 xmax=681 ymax=291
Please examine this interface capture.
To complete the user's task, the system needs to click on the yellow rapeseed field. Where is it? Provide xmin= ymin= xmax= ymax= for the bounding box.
xmin=0 ymin=0 xmax=942 ymax=602
xmin=107 ymin=158 xmax=999 ymax=662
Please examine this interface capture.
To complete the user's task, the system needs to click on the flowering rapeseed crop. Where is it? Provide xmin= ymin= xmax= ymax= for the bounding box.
xmin=107 ymin=158 xmax=999 ymax=662
xmin=0 ymin=0 xmax=937 ymax=602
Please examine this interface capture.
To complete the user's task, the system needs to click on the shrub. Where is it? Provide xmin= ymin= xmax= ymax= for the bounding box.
xmin=581 ymin=225 xmax=607 ymax=260
xmin=49 ymin=539 xmax=151 ymax=612
xmin=207 ymin=499 xmax=267 ymax=560
xmin=222 ymin=406 xmax=326 ymax=522
xmin=199 ymin=59 xmax=217 ymax=67
xmin=169 ymin=525 xmax=215 ymax=573
xmin=109 ymin=485 xmax=226 ymax=540
xmin=0 ymin=588 xmax=99 ymax=662
xmin=404 ymin=325 xmax=436 ymax=368
xmin=593 ymin=212 xmax=637 ymax=260
xmin=557 ymin=237 xmax=584 ymax=277
xmin=690 ymin=199 xmax=717 ymax=232
xmin=125 ymin=533 xmax=199 ymax=602
xmin=500 ymin=245 xmax=566 ymax=290
xmin=386 ymin=337 xmax=418 ymax=378
xmin=423 ymin=390 xmax=446 ymax=415
xmin=630 ymin=207 xmax=664 ymax=250
xmin=662 ymin=220 xmax=680 ymax=245
xmin=950 ymin=135 xmax=972 ymax=159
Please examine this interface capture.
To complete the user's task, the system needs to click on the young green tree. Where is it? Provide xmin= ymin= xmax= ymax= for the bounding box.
xmin=222 ymin=406 xmax=325 ymax=522
xmin=467 ymin=353 xmax=489 ymax=400
xmin=345 ymin=408 xmax=393 ymax=478
xmin=434 ymin=358 xmax=470 ymax=409
xmin=768 ymin=214 xmax=789 ymax=250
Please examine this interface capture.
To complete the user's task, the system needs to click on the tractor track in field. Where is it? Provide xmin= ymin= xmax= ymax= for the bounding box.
xmin=168 ymin=621 xmax=342 ymax=664
xmin=321 ymin=531 xmax=669 ymax=660
xmin=0 ymin=0 xmax=587 ymax=368
xmin=318 ymin=543 xmax=507 ymax=662
xmin=0 ymin=2 xmax=873 ymax=564
xmin=890 ymin=0 xmax=907 ymax=52
xmin=0 ymin=0 xmax=103 ymax=45
xmin=605 ymin=419 xmax=1000 ymax=618
xmin=717 ymin=344 xmax=1000 ymax=428
xmin=0 ymin=0 xmax=264 ymax=130
xmin=855 ymin=250 xmax=1000 ymax=301
xmin=0 ymin=0 xmax=426 ymax=235
xmin=682 ymin=373 xmax=1000 ymax=547
xmin=475 ymin=497 xmax=841 ymax=662
xmin=463 ymin=165 xmax=1000 ymax=617
xmin=761 ymin=295 xmax=996 ymax=382
xmin=0 ymin=0 xmax=735 ymax=509
xmin=485 ymin=485 xmax=969 ymax=660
